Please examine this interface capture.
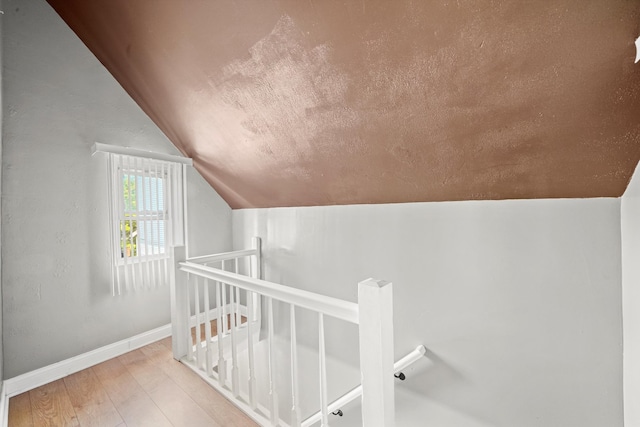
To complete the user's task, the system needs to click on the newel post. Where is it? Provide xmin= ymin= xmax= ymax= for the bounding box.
xmin=358 ymin=278 xmax=395 ymax=427
xmin=170 ymin=245 xmax=189 ymax=361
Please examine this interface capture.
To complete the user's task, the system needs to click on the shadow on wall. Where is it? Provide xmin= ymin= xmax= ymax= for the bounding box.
xmin=391 ymin=348 xmax=500 ymax=427
xmin=420 ymin=348 xmax=468 ymax=393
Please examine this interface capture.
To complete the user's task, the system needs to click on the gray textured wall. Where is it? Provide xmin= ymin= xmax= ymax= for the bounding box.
xmin=622 ymin=164 xmax=640 ymax=427
xmin=234 ymin=198 xmax=623 ymax=427
xmin=1 ymin=0 xmax=231 ymax=378
xmin=0 ymin=0 xmax=4 ymax=385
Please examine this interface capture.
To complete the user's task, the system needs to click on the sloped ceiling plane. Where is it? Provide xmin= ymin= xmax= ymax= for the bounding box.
xmin=48 ymin=0 xmax=640 ymax=208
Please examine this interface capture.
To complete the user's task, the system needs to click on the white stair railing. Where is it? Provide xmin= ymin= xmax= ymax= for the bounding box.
xmin=301 ymin=345 xmax=426 ymax=427
xmin=170 ymin=238 xmax=418 ymax=427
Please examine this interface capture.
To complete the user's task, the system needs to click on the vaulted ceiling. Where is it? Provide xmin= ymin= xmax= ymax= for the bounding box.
xmin=48 ymin=0 xmax=640 ymax=208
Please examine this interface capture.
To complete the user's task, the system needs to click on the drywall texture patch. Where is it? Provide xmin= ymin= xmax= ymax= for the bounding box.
xmin=47 ymin=0 xmax=640 ymax=208
xmin=233 ymin=198 xmax=623 ymax=426
xmin=1 ymin=0 xmax=232 ymax=378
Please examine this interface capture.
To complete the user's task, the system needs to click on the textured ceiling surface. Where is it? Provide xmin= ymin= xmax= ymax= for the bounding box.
xmin=48 ymin=0 xmax=640 ymax=208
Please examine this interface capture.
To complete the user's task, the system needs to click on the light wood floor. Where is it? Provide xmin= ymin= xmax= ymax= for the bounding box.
xmin=8 ymin=335 xmax=258 ymax=427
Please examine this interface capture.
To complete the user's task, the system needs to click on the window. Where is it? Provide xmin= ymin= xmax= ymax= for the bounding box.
xmin=107 ymin=153 xmax=184 ymax=294
xmin=119 ymin=166 xmax=168 ymax=261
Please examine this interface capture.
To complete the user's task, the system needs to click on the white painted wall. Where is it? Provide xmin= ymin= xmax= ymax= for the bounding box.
xmin=0 ymin=0 xmax=4 ymax=385
xmin=1 ymin=0 xmax=232 ymax=378
xmin=234 ymin=198 xmax=623 ymax=427
xmin=185 ymin=166 xmax=232 ymax=259
xmin=622 ymin=163 xmax=640 ymax=427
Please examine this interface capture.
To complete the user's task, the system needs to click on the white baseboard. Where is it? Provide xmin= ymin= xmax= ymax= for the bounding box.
xmin=3 ymin=323 xmax=172 ymax=400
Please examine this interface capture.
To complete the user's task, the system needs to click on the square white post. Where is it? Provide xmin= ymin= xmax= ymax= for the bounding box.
xmin=170 ymin=245 xmax=189 ymax=360
xmin=358 ymin=278 xmax=395 ymax=427
xmin=252 ymin=236 xmax=262 ymax=280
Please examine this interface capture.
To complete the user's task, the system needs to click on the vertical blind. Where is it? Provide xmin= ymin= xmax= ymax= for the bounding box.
xmin=107 ymin=153 xmax=184 ymax=295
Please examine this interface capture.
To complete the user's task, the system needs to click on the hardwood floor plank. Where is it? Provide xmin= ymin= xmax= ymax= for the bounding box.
xmin=140 ymin=340 xmax=258 ymax=427
xmin=8 ymin=338 xmax=257 ymax=427
xmin=159 ymin=336 xmax=173 ymax=350
xmin=165 ymin=361 xmax=259 ymax=427
xmin=120 ymin=348 xmax=221 ymax=427
xmin=113 ymin=388 xmax=175 ymax=427
xmin=138 ymin=341 xmax=175 ymax=365
xmin=191 ymin=316 xmax=247 ymax=342
xmin=92 ymin=358 xmax=141 ymax=406
xmin=29 ymin=379 xmax=79 ymax=427
xmin=146 ymin=375 xmax=222 ymax=427
xmin=63 ymin=368 xmax=123 ymax=427
xmin=117 ymin=349 xmax=159 ymax=389
xmin=191 ymin=319 xmax=216 ymax=343
xmin=8 ymin=392 xmax=34 ymax=427
xmin=93 ymin=357 xmax=173 ymax=427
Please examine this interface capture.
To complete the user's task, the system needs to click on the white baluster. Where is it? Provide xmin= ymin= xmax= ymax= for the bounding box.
xmin=234 ymin=258 xmax=241 ymax=326
xmin=319 ymin=313 xmax=329 ymax=427
xmin=221 ymin=260 xmax=228 ymax=336
xmin=246 ymin=288 xmax=257 ymax=409
xmin=247 ymin=244 xmax=260 ymax=410
xmin=186 ymin=273 xmax=194 ymax=362
xmin=252 ymin=237 xmax=262 ymax=322
xmin=230 ymin=283 xmax=239 ymax=397
xmin=203 ymin=278 xmax=213 ymax=376
xmin=193 ymin=276 xmax=203 ymax=369
xmin=215 ymin=280 xmax=226 ymax=386
xmin=267 ymin=297 xmax=279 ymax=425
xmin=290 ymin=305 xmax=301 ymax=427
xmin=221 ymin=281 xmax=228 ymax=337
